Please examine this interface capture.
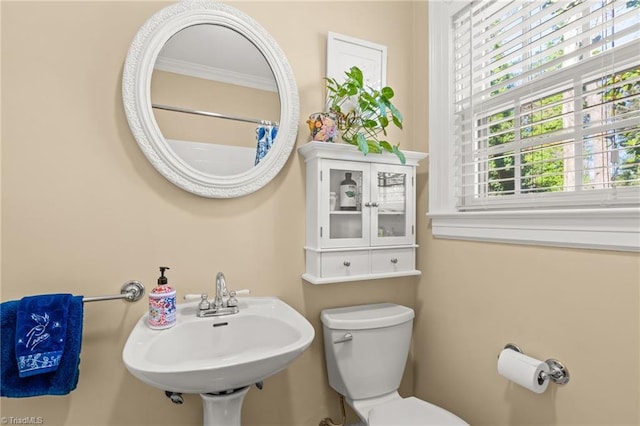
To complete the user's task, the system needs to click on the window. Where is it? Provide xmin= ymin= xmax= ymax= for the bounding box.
xmin=428 ymin=0 xmax=640 ymax=251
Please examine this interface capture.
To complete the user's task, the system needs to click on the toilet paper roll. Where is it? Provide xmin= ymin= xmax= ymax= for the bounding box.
xmin=497 ymin=349 xmax=550 ymax=394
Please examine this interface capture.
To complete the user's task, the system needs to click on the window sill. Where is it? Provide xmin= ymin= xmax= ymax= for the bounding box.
xmin=428 ymin=208 xmax=640 ymax=252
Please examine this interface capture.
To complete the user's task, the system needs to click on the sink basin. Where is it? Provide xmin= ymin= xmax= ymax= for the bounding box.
xmin=122 ymin=297 xmax=315 ymax=394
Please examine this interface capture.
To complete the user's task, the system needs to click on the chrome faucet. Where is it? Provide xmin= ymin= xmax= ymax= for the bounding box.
xmin=192 ymin=272 xmax=240 ymax=318
xmin=213 ymin=272 xmax=228 ymax=309
xmin=184 ymin=272 xmax=250 ymax=318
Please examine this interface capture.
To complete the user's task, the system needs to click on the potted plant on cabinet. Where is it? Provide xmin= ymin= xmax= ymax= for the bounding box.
xmin=322 ymin=65 xmax=406 ymax=164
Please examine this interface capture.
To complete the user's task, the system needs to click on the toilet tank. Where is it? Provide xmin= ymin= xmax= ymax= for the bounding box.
xmin=321 ymin=303 xmax=414 ymax=400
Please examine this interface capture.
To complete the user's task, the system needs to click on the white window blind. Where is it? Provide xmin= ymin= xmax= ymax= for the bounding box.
xmin=453 ymin=0 xmax=640 ymax=211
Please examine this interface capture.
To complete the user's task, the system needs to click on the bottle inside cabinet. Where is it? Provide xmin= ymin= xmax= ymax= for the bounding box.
xmin=329 ymin=168 xmax=363 ymax=239
xmin=339 ymin=172 xmax=358 ymax=210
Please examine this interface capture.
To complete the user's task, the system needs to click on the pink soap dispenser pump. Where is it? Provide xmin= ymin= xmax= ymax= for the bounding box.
xmin=148 ymin=266 xmax=177 ymax=330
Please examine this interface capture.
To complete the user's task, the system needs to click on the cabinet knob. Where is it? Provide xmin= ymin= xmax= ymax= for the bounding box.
xmin=390 ymin=258 xmax=398 ymax=264
xmin=371 ymin=202 xmax=379 ymax=207
xmin=364 ymin=202 xmax=371 ymax=207
xmin=343 ymin=261 xmax=351 ymax=267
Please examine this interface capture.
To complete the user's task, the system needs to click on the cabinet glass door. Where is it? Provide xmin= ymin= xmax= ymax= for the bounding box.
xmin=371 ymin=164 xmax=413 ymax=246
xmin=322 ymin=160 xmax=370 ymax=248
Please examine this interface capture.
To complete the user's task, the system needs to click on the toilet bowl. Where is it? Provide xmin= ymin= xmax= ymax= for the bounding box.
xmin=321 ymin=303 xmax=469 ymax=426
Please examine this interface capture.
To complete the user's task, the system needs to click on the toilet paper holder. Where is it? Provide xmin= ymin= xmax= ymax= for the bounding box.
xmin=502 ymin=343 xmax=570 ymax=385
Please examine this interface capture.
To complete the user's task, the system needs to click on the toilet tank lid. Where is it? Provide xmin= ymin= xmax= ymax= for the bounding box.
xmin=321 ymin=303 xmax=414 ymax=330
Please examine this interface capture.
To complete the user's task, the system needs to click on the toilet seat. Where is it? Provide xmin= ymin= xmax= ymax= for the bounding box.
xmin=368 ymin=397 xmax=469 ymax=426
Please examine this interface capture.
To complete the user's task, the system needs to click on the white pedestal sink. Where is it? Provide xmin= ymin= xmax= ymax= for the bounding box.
xmin=122 ymin=297 xmax=315 ymax=426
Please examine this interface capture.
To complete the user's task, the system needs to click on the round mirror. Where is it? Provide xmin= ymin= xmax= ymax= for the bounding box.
xmin=122 ymin=1 xmax=299 ymax=198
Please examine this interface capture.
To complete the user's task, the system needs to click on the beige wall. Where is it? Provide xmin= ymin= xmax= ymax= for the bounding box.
xmin=1 ymin=2 xmax=638 ymax=426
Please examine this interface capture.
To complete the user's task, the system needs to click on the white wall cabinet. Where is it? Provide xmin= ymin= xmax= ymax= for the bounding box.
xmin=298 ymin=142 xmax=427 ymax=284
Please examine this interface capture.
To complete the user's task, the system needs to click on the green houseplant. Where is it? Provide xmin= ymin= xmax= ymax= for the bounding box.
xmin=325 ymin=66 xmax=405 ymax=164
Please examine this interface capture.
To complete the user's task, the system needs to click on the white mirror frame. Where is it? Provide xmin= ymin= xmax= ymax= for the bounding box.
xmin=122 ymin=1 xmax=299 ymax=198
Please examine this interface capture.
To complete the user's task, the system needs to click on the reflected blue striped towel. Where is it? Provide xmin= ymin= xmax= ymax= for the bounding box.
xmin=254 ymin=125 xmax=278 ymax=165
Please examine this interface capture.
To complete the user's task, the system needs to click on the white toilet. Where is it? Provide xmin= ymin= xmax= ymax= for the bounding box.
xmin=321 ymin=303 xmax=469 ymax=426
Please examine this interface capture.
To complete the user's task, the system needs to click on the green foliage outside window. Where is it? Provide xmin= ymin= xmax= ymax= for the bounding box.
xmin=482 ymin=1 xmax=639 ymax=196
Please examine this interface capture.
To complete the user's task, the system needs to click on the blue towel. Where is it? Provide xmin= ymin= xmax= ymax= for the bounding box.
xmin=254 ymin=125 xmax=278 ymax=165
xmin=1 ymin=295 xmax=84 ymax=398
xmin=16 ymin=294 xmax=72 ymax=377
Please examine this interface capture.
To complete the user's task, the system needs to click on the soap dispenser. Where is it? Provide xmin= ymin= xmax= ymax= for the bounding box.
xmin=148 ymin=266 xmax=177 ymax=330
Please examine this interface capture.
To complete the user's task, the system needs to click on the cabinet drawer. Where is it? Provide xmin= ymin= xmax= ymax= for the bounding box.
xmin=321 ymin=251 xmax=370 ymax=278
xmin=370 ymin=248 xmax=414 ymax=274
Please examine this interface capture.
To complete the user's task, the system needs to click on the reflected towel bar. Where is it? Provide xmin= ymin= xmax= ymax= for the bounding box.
xmin=152 ymin=103 xmax=279 ymax=126
xmin=83 ymin=281 xmax=145 ymax=303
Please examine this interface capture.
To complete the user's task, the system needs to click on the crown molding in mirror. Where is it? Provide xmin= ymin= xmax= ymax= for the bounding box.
xmin=122 ymin=0 xmax=299 ymax=198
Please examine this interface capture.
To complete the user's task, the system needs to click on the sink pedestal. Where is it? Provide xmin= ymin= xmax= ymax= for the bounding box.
xmin=200 ymin=386 xmax=250 ymax=426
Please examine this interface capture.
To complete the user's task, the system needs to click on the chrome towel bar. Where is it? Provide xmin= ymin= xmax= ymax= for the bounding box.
xmin=152 ymin=103 xmax=279 ymax=126
xmin=83 ymin=281 xmax=145 ymax=303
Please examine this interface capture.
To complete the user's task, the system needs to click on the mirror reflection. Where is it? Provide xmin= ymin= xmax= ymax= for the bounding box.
xmin=151 ymin=24 xmax=280 ymax=176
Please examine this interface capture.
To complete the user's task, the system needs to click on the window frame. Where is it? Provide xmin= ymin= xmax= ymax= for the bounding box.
xmin=427 ymin=1 xmax=640 ymax=252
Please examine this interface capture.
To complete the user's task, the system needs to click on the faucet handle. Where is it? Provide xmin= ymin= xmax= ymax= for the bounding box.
xmin=226 ymin=289 xmax=251 ymax=307
xmin=198 ymin=293 xmax=211 ymax=310
xmin=183 ymin=293 xmax=205 ymax=301
xmin=183 ymin=293 xmax=211 ymax=310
